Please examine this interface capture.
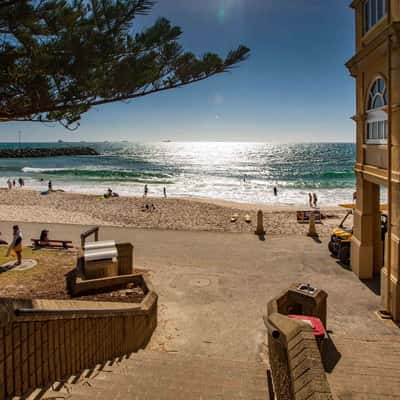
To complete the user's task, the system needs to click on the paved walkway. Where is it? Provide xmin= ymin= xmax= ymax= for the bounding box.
xmin=2 ymin=221 xmax=399 ymax=399
xmin=327 ymin=335 xmax=400 ymax=399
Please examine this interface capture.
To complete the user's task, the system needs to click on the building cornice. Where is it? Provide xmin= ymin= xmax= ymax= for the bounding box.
xmin=350 ymin=0 xmax=362 ymax=9
xmin=346 ymin=22 xmax=400 ymax=76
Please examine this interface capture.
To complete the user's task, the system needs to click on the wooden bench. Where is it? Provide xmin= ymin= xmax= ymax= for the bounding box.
xmin=31 ymin=239 xmax=73 ymax=249
xmin=296 ymin=210 xmax=322 ymax=224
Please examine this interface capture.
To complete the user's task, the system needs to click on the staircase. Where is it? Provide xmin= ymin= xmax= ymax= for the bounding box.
xmin=30 ymin=350 xmax=269 ymax=400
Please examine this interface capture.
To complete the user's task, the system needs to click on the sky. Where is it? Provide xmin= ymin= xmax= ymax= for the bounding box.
xmin=0 ymin=0 xmax=355 ymax=143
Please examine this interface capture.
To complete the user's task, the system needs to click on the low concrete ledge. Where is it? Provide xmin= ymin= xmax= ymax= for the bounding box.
xmin=72 ymin=272 xmax=145 ymax=296
xmin=266 ymin=284 xmax=332 ymax=400
xmin=266 ymin=312 xmax=333 ymax=400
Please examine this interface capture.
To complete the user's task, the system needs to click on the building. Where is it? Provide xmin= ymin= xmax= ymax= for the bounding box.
xmin=346 ymin=0 xmax=400 ymax=320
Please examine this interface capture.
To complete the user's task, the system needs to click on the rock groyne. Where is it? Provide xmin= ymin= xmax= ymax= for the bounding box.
xmin=0 ymin=147 xmax=99 ymax=158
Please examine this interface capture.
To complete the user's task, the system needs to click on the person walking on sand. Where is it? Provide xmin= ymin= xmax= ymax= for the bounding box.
xmin=6 ymin=225 xmax=23 ymax=266
xmin=7 ymin=179 xmax=11 ymax=190
xmin=48 ymin=180 xmax=52 ymax=191
xmin=273 ymin=186 xmax=278 ymax=196
xmin=308 ymin=193 xmax=313 ymax=208
xmin=163 ymin=187 xmax=167 ymax=198
xmin=313 ymin=193 xmax=318 ymax=208
xmin=144 ymin=184 xmax=148 ymax=197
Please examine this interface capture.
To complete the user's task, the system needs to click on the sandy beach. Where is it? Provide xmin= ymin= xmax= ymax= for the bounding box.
xmin=0 ymin=189 xmax=351 ymax=237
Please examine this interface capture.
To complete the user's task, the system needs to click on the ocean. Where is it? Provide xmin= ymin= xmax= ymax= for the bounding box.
xmin=0 ymin=142 xmax=357 ymax=206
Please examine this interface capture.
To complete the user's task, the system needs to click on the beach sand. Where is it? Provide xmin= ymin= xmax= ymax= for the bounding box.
xmin=0 ymin=189 xmax=351 ymax=237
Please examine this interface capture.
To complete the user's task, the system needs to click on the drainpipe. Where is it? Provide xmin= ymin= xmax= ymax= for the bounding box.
xmin=385 ymin=2 xmax=393 ymax=315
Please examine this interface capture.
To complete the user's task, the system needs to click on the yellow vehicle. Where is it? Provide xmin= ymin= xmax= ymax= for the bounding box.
xmin=328 ymin=204 xmax=388 ymax=263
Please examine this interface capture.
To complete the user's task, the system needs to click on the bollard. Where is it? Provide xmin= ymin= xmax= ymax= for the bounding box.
xmin=307 ymin=212 xmax=318 ymax=237
xmin=255 ymin=210 xmax=266 ymax=235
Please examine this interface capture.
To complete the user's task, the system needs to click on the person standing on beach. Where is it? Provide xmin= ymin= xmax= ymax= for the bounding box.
xmin=273 ymin=186 xmax=278 ymax=196
xmin=7 ymin=179 xmax=11 ymax=190
xmin=308 ymin=193 xmax=313 ymax=208
xmin=6 ymin=225 xmax=23 ymax=266
xmin=313 ymin=193 xmax=318 ymax=208
xmin=144 ymin=184 xmax=148 ymax=197
xmin=163 ymin=187 xmax=167 ymax=198
xmin=12 ymin=179 xmax=16 ymax=188
xmin=48 ymin=180 xmax=53 ymax=191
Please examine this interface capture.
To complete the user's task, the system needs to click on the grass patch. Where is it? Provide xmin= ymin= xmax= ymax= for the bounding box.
xmin=0 ymin=246 xmax=77 ymax=299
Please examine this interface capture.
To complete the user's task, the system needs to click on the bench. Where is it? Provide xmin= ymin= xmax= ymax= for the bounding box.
xmin=31 ymin=239 xmax=73 ymax=249
xmin=296 ymin=210 xmax=322 ymax=224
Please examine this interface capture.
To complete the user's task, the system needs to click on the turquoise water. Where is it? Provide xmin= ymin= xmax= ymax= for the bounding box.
xmin=0 ymin=142 xmax=356 ymax=205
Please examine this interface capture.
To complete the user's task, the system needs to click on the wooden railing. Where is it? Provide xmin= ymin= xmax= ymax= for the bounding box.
xmin=0 ymin=284 xmax=157 ymax=399
xmin=80 ymin=226 xmax=99 ymax=248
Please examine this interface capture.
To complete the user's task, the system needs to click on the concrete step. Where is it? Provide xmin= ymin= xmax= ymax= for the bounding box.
xmin=45 ymin=350 xmax=269 ymax=400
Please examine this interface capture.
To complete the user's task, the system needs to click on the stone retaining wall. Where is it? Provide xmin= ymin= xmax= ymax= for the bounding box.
xmin=0 ymin=277 xmax=157 ymax=399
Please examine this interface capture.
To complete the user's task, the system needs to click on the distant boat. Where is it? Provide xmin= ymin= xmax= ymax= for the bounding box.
xmin=58 ymin=140 xmax=63 ymax=143
xmin=162 ymin=140 xmax=172 ymax=143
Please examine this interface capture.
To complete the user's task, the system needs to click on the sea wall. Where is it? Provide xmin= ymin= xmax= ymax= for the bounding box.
xmin=0 ymin=147 xmax=99 ymax=158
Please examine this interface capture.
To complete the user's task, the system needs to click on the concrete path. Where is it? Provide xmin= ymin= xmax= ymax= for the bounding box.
xmin=327 ymin=335 xmax=400 ymax=399
xmin=2 ymin=220 xmax=396 ymax=361
xmin=2 ymin=221 xmax=399 ymax=399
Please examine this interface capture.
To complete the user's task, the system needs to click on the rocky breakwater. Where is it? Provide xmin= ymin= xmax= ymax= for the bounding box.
xmin=0 ymin=147 xmax=99 ymax=158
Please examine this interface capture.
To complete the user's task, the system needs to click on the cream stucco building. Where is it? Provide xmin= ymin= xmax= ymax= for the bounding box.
xmin=346 ymin=0 xmax=400 ymax=319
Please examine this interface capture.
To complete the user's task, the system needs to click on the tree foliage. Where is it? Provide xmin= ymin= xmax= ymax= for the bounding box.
xmin=0 ymin=0 xmax=249 ymax=128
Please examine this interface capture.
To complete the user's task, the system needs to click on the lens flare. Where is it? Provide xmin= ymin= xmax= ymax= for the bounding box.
xmin=217 ymin=5 xmax=225 ymax=24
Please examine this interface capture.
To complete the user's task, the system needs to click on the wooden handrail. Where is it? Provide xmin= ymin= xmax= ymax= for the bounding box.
xmin=15 ymin=306 xmax=141 ymax=316
xmin=80 ymin=226 xmax=99 ymax=248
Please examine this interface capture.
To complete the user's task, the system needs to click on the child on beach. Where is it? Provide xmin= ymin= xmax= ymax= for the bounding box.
xmin=6 ymin=225 xmax=23 ymax=266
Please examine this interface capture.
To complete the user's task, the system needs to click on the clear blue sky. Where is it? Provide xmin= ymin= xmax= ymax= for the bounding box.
xmin=0 ymin=0 xmax=355 ymax=143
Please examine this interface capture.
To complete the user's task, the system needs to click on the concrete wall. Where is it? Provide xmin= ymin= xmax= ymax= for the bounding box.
xmin=0 ymin=285 xmax=157 ymax=399
xmin=266 ymin=286 xmax=332 ymax=400
xmin=266 ymin=313 xmax=332 ymax=400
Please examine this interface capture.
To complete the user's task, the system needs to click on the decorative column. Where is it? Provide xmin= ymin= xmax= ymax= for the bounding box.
xmin=351 ymin=175 xmax=381 ymax=279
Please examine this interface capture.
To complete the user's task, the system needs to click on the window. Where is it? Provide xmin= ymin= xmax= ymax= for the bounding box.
xmin=366 ymin=78 xmax=388 ymax=144
xmin=364 ymin=0 xmax=387 ymax=33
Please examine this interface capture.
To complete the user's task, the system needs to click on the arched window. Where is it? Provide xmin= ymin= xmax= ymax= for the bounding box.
xmin=365 ymin=0 xmax=387 ymax=33
xmin=366 ymin=78 xmax=388 ymax=143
